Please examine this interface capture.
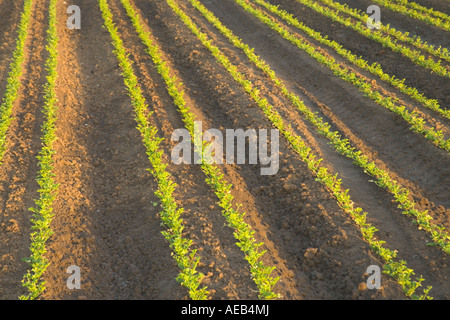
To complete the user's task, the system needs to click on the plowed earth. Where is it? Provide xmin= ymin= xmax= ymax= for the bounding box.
xmin=0 ymin=0 xmax=448 ymax=300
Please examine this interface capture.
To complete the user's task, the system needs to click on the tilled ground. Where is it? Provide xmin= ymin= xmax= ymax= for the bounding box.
xmin=0 ymin=0 xmax=448 ymax=300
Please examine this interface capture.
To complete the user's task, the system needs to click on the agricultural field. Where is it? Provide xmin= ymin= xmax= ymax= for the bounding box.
xmin=0 ymin=0 xmax=448 ymax=301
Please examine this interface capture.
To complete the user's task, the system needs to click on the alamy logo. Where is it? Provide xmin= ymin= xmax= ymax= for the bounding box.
xmin=366 ymin=265 xmax=381 ymax=289
xmin=67 ymin=5 xmax=81 ymax=30
xmin=367 ymin=5 xmax=381 ymax=30
xmin=171 ymin=121 xmax=279 ymax=175
xmin=66 ymin=265 xmax=81 ymax=289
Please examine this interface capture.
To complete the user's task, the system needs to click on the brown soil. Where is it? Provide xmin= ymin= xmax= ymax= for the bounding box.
xmin=0 ymin=0 xmax=448 ymax=300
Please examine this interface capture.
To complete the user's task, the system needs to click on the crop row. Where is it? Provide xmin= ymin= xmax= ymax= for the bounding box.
xmin=371 ymin=0 xmax=450 ymax=31
xmin=236 ymin=0 xmax=450 ymax=154
xmin=185 ymin=0 xmax=449 ymax=254
xmin=20 ymin=0 xmax=59 ymax=300
xmin=170 ymin=0 xmax=432 ymax=299
xmin=0 ymin=0 xmax=33 ymax=164
xmin=315 ymin=0 xmax=450 ymax=63
xmin=294 ymin=0 xmax=450 ymax=78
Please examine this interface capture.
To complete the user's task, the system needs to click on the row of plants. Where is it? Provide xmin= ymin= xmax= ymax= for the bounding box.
xmin=121 ymin=0 xmax=280 ymax=300
xmin=98 ymin=0 xmax=209 ymax=300
xmin=0 ymin=0 xmax=33 ymax=165
xmin=293 ymin=0 xmax=450 ymax=78
xmin=19 ymin=0 xmax=59 ymax=300
xmin=183 ymin=0 xmax=450 ymax=254
xmin=169 ymin=0 xmax=432 ymax=299
xmin=315 ymin=0 xmax=450 ymax=63
xmin=382 ymin=0 xmax=450 ymax=23
xmin=234 ymin=0 xmax=450 ymax=154
xmin=371 ymin=0 xmax=450 ymax=31
xmin=251 ymin=0 xmax=449 ymax=121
